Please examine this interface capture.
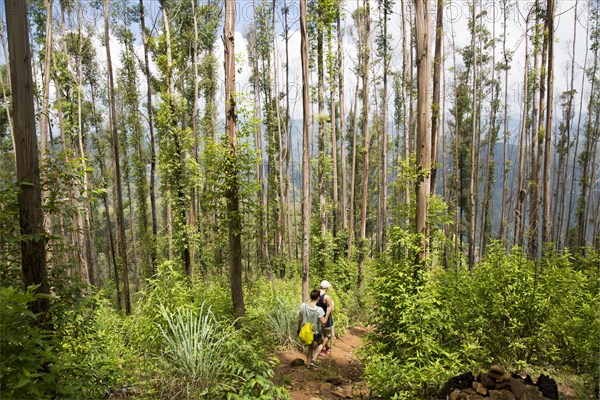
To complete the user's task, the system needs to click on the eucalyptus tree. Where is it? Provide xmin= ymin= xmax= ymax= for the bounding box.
xmin=514 ymin=12 xmax=532 ymax=248
xmin=337 ymin=7 xmax=347 ymax=232
xmin=414 ymin=0 xmax=432 ymax=262
xmin=542 ymin=0 xmax=556 ymax=247
xmin=498 ymin=0 xmax=513 ymax=243
xmin=116 ymin=9 xmax=149 ymax=286
xmin=358 ymin=1 xmax=370 ymax=287
xmin=300 ymin=0 xmax=311 ymax=300
xmin=467 ymin=0 xmax=479 ymax=269
xmin=138 ymin=0 xmax=159 ymax=273
xmin=224 ymin=0 xmax=245 ymax=320
xmin=376 ymin=0 xmax=392 ymax=253
xmin=246 ymin=21 xmax=270 ymax=271
xmin=5 ymin=0 xmax=51 ymax=321
xmin=430 ymin=0 xmax=442 ymax=195
xmin=553 ymin=0 xmax=578 ymax=246
xmin=155 ymin=0 xmax=194 ymax=277
xmin=104 ymin=0 xmax=131 ymax=314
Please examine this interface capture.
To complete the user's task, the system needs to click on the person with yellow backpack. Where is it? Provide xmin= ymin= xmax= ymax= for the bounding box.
xmin=297 ymin=289 xmax=331 ymax=368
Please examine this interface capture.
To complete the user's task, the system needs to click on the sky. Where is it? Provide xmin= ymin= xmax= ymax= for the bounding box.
xmin=0 ymin=0 xmax=594 ymax=134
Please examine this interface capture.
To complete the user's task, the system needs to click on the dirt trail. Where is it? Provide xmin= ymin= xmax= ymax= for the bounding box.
xmin=275 ymin=326 xmax=370 ymax=400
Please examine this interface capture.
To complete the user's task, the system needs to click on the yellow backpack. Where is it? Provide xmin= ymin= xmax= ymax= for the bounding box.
xmin=298 ymin=322 xmax=313 ymax=345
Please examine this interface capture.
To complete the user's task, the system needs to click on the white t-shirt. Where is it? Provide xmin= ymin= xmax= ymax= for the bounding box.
xmin=300 ymin=302 xmax=325 ymax=334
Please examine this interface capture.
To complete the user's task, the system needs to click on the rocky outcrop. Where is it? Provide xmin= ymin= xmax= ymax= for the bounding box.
xmin=440 ymin=366 xmax=559 ymax=400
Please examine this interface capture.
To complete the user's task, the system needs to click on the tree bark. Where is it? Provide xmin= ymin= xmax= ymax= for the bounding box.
xmin=347 ymin=75 xmax=359 ymax=259
xmin=542 ymin=0 xmax=555 ymax=248
xmin=105 ymin=0 xmax=131 ymax=314
xmin=467 ymin=0 xmax=478 ymax=269
xmin=338 ymin=12 xmax=347 ymax=231
xmin=498 ymin=0 xmax=510 ymax=242
xmin=514 ymin=15 xmax=530 ymax=248
xmin=300 ymin=0 xmax=310 ymax=301
xmin=358 ymin=1 xmax=371 ymax=289
xmin=225 ymin=0 xmax=245 ymax=320
xmin=430 ymin=0 xmax=443 ymax=195
xmin=139 ymin=0 xmax=158 ymax=274
xmin=380 ymin=0 xmax=390 ymax=252
xmin=414 ymin=0 xmax=432 ymax=262
xmin=6 ymin=0 xmax=51 ymax=322
xmin=330 ymin=30 xmax=339 ymax=252
xmin=555 ymin=0 xmax=577 ymax=247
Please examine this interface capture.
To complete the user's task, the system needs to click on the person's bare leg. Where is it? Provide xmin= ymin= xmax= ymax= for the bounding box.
xmin=312 ymin=343 xmax=324 ymax=363
xmin=306 ymin=345 xmax=312 ymax=366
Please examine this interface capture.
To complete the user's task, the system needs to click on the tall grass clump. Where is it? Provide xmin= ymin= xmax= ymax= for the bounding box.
xmin=157 ymin=303 xmax=236 ymax=397
xmin=155 ymin=302 xmax=288 ymax=399
xmin=244 ymin=277 xmax=302 ymax=349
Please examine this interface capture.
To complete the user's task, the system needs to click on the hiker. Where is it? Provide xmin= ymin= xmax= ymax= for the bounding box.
xmin=317 ymin=280 xmax=334 ymax=356
xmin=297 ymin=289 xmax=331 ymax=368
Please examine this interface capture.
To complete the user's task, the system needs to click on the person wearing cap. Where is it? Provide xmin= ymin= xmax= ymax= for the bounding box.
xmin=316 ymin=280 xmax=334 ymax=356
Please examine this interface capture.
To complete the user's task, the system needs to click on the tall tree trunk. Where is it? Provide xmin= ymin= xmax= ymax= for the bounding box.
xmin=556 ymin=1 xmax=578 ymax=246
xmin=225 ymin=0 xmax=245 ymax=320
xmin=6 ymin=0 xmax=51 ymax=322
xmin=529 ymin=4 xmax=544 ymax=259
xmin=190 ymin=0 xmax=199 ymax=253
xmin=430 ymin=0 xmax=443 ymax=194
xmin=272 ymin=4 xmax=288 ymax=274
xmin=514 ymin=15 xmax=530 ymax=248
xmin=300 ymin=0 xmax=310 ymax=301
xmin=542 ymin=0 xmax=555 ymax=248
xmin=414 ymin=0 xmax=432 ymax=262
xmin=139 ymin=0 xmax=158 ymax=274
xmin=358 ymin=1 xmax=371 ymax=289
xmin=479 ymin=3 xmax=498 ymax=258
xmin=347 ymin=77 xmax=359 ymax=259
xmin=498 ymin=0 xmax=510 ymax=242
xmin=380 ymin=0 xmax=390 ymax=252
xmin=284 ymin=0 xmax=294 ymax=262
xmin=40 ymin=0 xmax=52 ymax=160
xmin=160 ymin=0 xmax=192 ymax=276
xmin=105 ymin=0 xmax=131 ymax=314
xmin=468 ymin=0 xmax=478 ymax=269
xmin=401 ymin=0 xmax=411 ymax=220
xmin=338 ymin=12 xmax=347 ymax=231
xmin=330 ymin=30 xmax=339 ymax=253
xmin=317 ymin=4 xmax=326 ymax=239
xmin=76 ymin=2 xmax=95 ymax=286
xmin=577 ymin=74 xmax=597 ymax=247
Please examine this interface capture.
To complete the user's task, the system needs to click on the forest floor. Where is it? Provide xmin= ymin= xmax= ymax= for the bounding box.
xmin=274 ymin=326 xmax=371 ymax=400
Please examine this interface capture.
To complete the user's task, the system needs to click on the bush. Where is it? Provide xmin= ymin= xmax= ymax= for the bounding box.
xmin=364 ymin=229 xmax=482 ymax=398
xmin=0 ymin=287 xmax=132 ymax=399
xmin=0 ymin=287 xmax=56 ymax=399
xmin=364 ymin=236 xmax=600 ymax=398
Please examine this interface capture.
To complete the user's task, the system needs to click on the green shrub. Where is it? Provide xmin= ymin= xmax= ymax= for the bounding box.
xmin=365 ymin=235 xmax=600 ymax=398
xmin=0 ymin=287 xmax=56 ymax=399
xmin=364 ymin=230 xmax=483 ymax=397
xmin=0 ymin=287 xmax=132 ymax=399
